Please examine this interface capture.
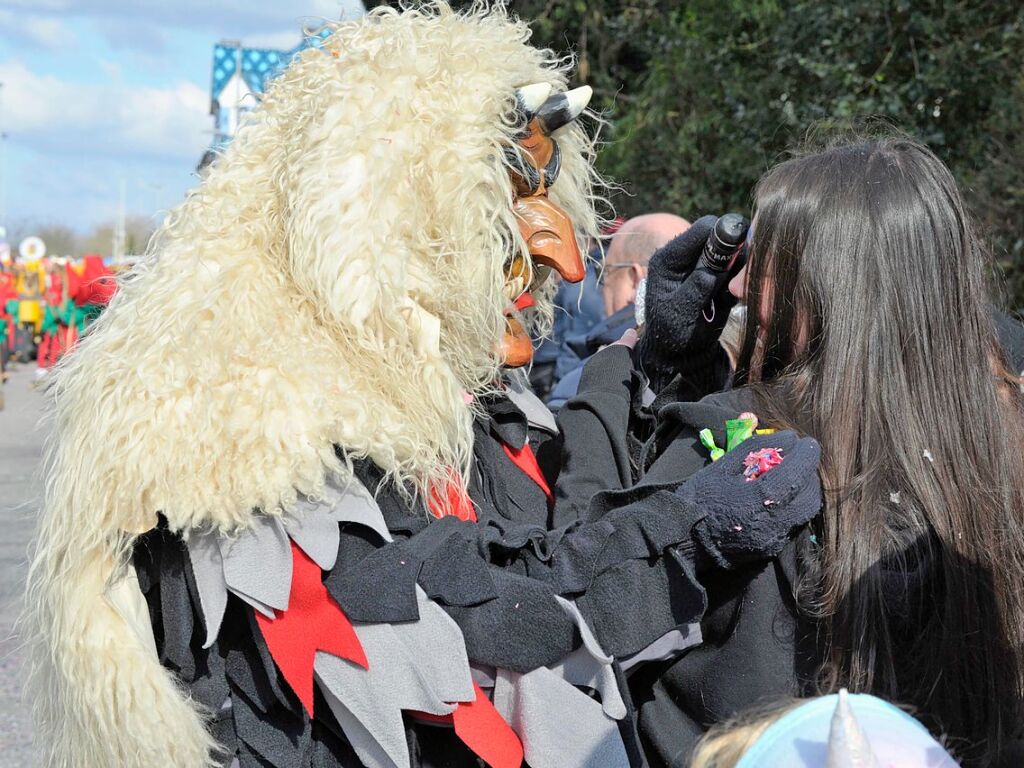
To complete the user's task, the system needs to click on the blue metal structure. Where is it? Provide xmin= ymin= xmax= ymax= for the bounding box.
xmin=205 ymin=27 xmax=333 ymax=158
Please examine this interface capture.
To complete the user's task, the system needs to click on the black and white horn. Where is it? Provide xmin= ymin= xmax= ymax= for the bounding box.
xmin=515 ymin=82 xmax=553 ymax=119
xmin=536 ymin=85 xmax=592 ymax=134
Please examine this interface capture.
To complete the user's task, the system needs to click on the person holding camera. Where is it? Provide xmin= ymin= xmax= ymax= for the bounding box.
xmin=567 ymin=135 xmax=1024 ymax=766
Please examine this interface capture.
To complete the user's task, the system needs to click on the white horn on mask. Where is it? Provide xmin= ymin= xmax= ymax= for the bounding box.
xmin=515 ymin=82 xmax=553 ymax=118
xmin=536 ymin=85 xmax=592 ymax=134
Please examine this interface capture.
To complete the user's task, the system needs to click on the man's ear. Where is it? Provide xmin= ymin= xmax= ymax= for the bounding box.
xmin=630 ymin=263 xmax=647 ymax=287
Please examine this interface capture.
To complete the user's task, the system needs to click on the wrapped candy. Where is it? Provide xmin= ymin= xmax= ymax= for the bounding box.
xmin=742 ymin=447 xmax=785 ymax=481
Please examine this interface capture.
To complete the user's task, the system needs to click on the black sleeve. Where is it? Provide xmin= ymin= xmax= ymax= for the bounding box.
xmin=994 ymin=308 xmax=1024 ymax=374
xmin=329 ymin=431 xmax=822 ymax=672
xmin=549 ymin=344 xmax=638 ymax=525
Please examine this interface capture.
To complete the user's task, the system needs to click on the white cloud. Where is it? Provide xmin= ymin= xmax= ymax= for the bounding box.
xmin=98 ymin=59 xmax=121 ymax=81
xmin=0 ymin=9 xmax=77 ymax=52
xmin=0 ymin=59 xmax=209 ymax=161
xmin=92 ymin=16 xmax=167 ymax=54
xmin=309 ymin=0 xmax=365 ymax=21
xmin=22 ymin=13 xmax=74 ymax=50
xmin=0 ymin=0 xmax=367 ymax=231
xmin=0 ymin=0 xmax=365 ymax=35
xmin=241 ymin=31 xmax=307 ymax=51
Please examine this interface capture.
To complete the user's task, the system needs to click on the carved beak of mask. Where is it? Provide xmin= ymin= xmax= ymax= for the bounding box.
xmin=502 ymin=83 xmax=592 ymax=368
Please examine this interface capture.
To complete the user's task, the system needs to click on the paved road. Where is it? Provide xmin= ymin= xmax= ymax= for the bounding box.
xmin=0 ymin=363 xmax=45 ymax=765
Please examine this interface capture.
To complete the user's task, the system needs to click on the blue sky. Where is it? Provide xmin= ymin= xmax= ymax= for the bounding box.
xmin=0 ymin=0 xmax=365 ymax=239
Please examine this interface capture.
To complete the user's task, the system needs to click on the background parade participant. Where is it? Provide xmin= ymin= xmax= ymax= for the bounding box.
xmin=548 ymin=213 xmax=689 ymax=410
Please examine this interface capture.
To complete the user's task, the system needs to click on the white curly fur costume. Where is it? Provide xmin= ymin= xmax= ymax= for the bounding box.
xmin=26 ymin=5 xmax=600 ymax=766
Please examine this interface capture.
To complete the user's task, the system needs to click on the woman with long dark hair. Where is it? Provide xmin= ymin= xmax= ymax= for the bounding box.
xmin=617 ymin=136 xmax=1024 ymax=766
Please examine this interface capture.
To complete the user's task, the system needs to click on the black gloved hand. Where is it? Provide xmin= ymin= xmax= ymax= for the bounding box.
xmin=677 ymin=430 xmax=822 ymax=569
xmin=636 ymin=214 xmax=742 ymax=396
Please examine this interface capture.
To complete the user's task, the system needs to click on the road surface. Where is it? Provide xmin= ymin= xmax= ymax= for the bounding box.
xmin=0 ymin=363 xmax=45 ymax=765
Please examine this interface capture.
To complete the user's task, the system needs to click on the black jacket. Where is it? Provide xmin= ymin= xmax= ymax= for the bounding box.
xmin=625 ymin=388 xmax=820 ymax=767
xmin=131 ymin=350 xmax=726 ymax=768
xmin=548 ymin=347 xmax=826 ymax=766
xmin=578 ymin=340 xmax=1024 ymax=768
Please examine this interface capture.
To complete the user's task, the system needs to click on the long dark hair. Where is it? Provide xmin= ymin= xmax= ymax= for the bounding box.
xmin=735 ymin=135 xmax=1024 ymax=762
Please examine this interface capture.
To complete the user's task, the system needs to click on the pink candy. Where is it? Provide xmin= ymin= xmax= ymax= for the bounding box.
xmin=743 ymin=447 xmax=784 ymax=481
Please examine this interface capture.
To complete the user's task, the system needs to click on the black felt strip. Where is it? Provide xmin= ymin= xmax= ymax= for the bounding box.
xmin=351 ymin=458 xmax=430 ymax=537
xmin=579 ymin=548 xmax=707 ymax=658
xmin=417 ymin=530 xmax=499 ymax=607
xmin=143 ymin=527 xmax=198 ymax=682
xmin=308 ymin=717 xmax=363 ymax=767
xmin=612 ymin=660 xmax=650 ymax=768
xmin=480 ymin=393 xmax=530 ymax=449
xmin=190 ymin=642 xmax=230 ymax=713
xmin=134 ymin=524 xmax=237 ymax=757
xmin=324 ymin=540 xmax=422 ymax=623
xmin=444 ymin=567 xmax=577 ymax=673
xmin=222 ymin=603 xmax=298 ymax=715
xmin=230 ymin=680 xmax=311 ymax=768
xmin=236 ymin=744 xmax=276 ymax=768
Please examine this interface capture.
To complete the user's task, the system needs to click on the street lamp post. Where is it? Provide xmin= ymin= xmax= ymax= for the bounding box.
xmin=113 ymin=178 xmax=126 ymax=261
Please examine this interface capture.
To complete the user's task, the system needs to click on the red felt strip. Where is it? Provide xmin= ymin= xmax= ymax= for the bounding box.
xmin=256 ymin=542 xmax=368 ymax=716
xmin=408 ymin=684 xmax=524 ymax=767
xmin=451 ymin=682 xmax=524 ymax=768
xmin=502 ymin=441 xmax=553 ymax=504
xmin=36 ymin=334 xmax=50 ymax=370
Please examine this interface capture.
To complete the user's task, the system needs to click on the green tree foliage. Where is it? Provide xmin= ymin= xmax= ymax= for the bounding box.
xmin=371 ymin=1 xmax=1024 ymax=305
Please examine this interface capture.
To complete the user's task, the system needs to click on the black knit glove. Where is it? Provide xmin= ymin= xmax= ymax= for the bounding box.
xmin=636 ymin=214 xmax=740 ymax=396
xmin=678 ymin=431 xmax=822 ymax=569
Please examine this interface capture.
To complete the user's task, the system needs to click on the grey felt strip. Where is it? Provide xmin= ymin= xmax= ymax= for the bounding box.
xmin=492 ymin=667 xmax=630 ymax=768
xmin=282 ymin=505 xmax=341 ymax=571
xmin=316 ymin=689 xmax=398 ymax=768
xmin=641 ymin=385 xmax=657 ymax=408
xmin=219 ymin=514 xmax=293 ymax=614
xmin=619 ymin=624 xmax=703 ymax=673
xmin=470 ymin=663 xmax=496 ymax=690
xmin=315 ymin=588 xmax=474 ymax=768
xmin=234 ymin=592 xmax=277 ymax=620
xmin=505 ymin=373 xmax=558 ymax=435
xmin=551 ymin=597 xmax=627 ymax=719
xmin=186 ymin=474 xmax=389 ymax=648
xmin=281 ymin=471 xmax=392 ymax=571
xmin=185 ymin=530 xmax=229 ymax=648
xmin=327 ymin=473 xmax=394 ymax=543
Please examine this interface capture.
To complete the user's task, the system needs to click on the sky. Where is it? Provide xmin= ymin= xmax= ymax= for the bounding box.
xmin=0 ymin=0 xmax=365 ymax=242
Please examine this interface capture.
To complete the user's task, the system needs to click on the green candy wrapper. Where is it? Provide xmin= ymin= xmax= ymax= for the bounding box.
xmin=699 ymin=428 xmax=725 ymax=461
xmin=701 ymin=417 xmax=763 ymax=462
xmin=725 ymin=417 xmax=757 ymax=452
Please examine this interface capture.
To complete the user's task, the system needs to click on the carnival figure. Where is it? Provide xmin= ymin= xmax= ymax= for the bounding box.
xmin=29 ymin=5 xmax=606 ymax=766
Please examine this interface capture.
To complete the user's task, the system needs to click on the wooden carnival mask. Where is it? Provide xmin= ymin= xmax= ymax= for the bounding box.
xmin=502 ymin=83 xmax=591 ymax=368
